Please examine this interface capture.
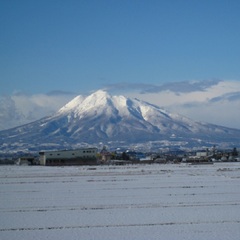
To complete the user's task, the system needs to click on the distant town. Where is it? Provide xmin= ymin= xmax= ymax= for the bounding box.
xmin=1 ymin=146 xmax=239 ymax=166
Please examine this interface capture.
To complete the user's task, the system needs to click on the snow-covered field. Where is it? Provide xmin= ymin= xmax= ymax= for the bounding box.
xmin=0 ymin=163 xmax=240 ymax=240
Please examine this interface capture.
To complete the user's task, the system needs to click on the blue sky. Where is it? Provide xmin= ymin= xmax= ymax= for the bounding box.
xmin=1 ymin=0 xmax=240 ymax=95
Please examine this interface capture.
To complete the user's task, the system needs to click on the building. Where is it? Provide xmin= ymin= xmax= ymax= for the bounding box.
xmin=196 ymin=150 xmax=208 ymax=158
xmin=39 ymin=148 xmax=98 ymax=166
xmin=17 ymin=156 xmax=35 ymax=165
xmin=99 ymin=146 xmax=112 ymax=162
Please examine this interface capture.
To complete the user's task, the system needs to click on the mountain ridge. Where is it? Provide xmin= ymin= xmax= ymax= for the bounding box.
xmin=0 ymin=90 xmax=240 ymax=153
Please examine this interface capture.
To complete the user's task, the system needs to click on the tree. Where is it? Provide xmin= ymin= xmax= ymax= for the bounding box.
xmin=121 ymin=152 xmax=129 ymax=160
xmin=232 ymin=147 xmax=238 ymax=156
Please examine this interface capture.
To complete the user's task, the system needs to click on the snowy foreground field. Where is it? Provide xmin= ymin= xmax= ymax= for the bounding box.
xmin=0 ymin=163 xmax=240 ymax=240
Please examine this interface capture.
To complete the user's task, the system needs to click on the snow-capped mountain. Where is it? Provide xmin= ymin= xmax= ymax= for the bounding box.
xmin=1 ymin=90 xmax=240 ymax=153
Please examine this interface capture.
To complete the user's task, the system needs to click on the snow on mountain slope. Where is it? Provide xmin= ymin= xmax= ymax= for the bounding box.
xmin=58 ymin=95 xmax=85 ymax=114
xmin=0 ymin=90 xmax=240 ymax=152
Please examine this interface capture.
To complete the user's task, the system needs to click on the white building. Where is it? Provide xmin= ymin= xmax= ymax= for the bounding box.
xmin=39 ymin=148 xmax=98 ymax=166
xmin=196 ymin=151 xmax=208 ymax=158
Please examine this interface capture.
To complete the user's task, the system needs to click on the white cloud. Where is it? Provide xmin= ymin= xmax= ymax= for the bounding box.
xmin=0 ymin=92 xmax=76 ymax=130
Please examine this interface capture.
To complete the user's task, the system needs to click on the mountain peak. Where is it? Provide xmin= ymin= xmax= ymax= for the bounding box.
xmin=85 ymin=90 xmax=111 ymax=105
xmin=90 ymin=89 xmax=110 ymax=98
xmin=57 ymin=90 xmax=113 ymax=117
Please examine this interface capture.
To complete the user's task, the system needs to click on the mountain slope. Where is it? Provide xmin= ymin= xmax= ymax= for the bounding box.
xmin=0 ymin=90 xmax=240 ymax=152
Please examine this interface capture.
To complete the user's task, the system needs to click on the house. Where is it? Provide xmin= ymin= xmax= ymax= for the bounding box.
xmin=17 ymin=156 xmax=35 ymax=165
xmin=99 ymin=146 xmax=112 ymax=162
xmin=39 ymin=148 xmax=98 ymax=166
xmin=196 ymin=150 xmax=208 ymax=158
